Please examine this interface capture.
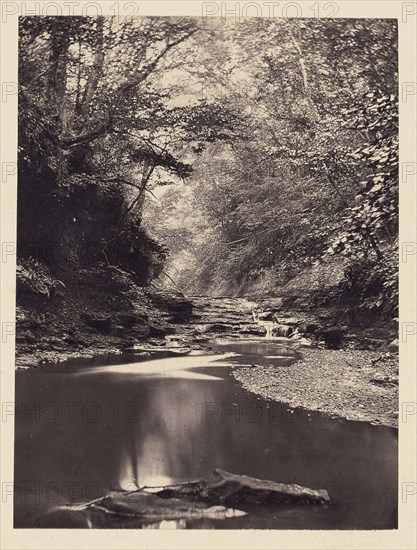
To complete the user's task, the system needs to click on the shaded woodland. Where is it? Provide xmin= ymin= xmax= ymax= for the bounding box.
xmin=18 ymin=16 xmax=398 ymax=327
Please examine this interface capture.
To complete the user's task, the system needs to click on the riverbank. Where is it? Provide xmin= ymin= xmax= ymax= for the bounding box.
xmin=15 ymin=265 xmax=195 ymax=369
xmin=233 ymin=347 xmax=398 ymax=428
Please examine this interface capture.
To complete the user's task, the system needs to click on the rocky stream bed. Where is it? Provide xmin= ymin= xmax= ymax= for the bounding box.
xmin=14 ymin=292 xmax=399 ymax=529
xmin=16 ymin=290 xmax=398 ymax=428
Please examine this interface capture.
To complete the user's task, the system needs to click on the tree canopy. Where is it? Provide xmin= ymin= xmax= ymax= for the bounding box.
xmin=19 ymin=16 xmax=398 ymax=317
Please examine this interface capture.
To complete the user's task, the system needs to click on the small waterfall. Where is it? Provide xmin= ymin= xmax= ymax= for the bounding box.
xmin=258 ymin=320 xmax=276 ymax=341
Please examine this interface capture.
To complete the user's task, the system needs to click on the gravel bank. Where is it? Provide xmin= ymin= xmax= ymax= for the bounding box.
xmin=233 ymin=348 xmax=398 ymax=428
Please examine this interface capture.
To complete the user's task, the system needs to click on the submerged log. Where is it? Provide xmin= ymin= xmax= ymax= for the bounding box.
xmin=37 ymin=469 xmax=330 ymax=527
xmin=158 ymin=468 xmax=330 ymax=505
xmin=37 ymin=492 xmax=246 ymax=528
xmin=89 ymin=492 xmax=247 ymax=521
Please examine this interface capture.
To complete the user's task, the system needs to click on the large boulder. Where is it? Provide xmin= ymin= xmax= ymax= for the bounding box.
xmin=271 ymin=324 xmax=293 ymax=337
xmin=317 ymin=328 xmax=344 ymax=349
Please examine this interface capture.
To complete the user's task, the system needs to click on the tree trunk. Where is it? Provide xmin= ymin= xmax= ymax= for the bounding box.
xmin=47 ymin=31 xmax=69 ymax=133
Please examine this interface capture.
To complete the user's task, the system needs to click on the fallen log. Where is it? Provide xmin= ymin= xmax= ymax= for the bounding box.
xmin=36 ymin=469 xmax=330 ymax=528
xmin=158 ymin=468 xmax=330 ymax=505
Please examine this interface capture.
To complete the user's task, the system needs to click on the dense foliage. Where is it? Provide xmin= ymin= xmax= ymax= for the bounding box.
xmin=145 ymin=19 xmax=398 ymax=319
xmin=19 ymin=17 xmax=398 ymax=320
xmin=18 ymin=16 xmax=237 ymax=285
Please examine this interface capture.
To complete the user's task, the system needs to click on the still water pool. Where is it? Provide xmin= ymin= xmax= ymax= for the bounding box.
xmin=14 ymin=340 xmax=397 ymax=529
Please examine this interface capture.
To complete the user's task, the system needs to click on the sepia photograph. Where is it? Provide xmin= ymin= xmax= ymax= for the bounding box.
xmin=1 ymin=4 xmax=412 ymax=540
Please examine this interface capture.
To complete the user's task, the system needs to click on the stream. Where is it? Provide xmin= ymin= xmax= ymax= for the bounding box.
xmin=14 ymin=299 xmax=398 ymax=529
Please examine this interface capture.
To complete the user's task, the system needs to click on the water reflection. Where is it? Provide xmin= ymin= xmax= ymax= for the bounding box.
xmin=14 ymin=344 xmax=397 ymax=529
xmin=67 ymin=352 xmax=237 ymax=379
xmin=144 ymin=519 xmax=187 ymax=529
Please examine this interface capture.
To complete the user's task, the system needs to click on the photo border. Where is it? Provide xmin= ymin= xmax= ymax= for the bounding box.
xmin=1 ymin=1 xmax=416 ymax=548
